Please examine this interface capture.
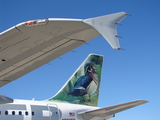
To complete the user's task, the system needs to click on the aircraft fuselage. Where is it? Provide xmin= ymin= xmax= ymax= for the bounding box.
xmin=0 ymin=99 xmax=99 ymax=120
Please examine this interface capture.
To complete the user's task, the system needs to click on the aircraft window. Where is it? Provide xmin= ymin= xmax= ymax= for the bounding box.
xmin=25 ymin=111 xmax=28 ymax=115
xmin=32 ymin=111 xmax=34 ymax=116
xmin=19 ymin=111 xmax=22 ymax=115
xmin=0 ymin=111 xmax=1 ymax=115
xmin=5 ymin=111 xmax=8 ymax=115
xmin=12 ymin=111 xmax=15 ymax=115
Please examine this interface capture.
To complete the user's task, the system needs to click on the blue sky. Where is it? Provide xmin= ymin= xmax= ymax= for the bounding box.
xmin=1 ymin=0 xmax=160 ymax=120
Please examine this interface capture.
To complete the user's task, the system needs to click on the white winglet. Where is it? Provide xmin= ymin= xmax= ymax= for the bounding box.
xmin=83 ymin=12 xmax=128 ymax=50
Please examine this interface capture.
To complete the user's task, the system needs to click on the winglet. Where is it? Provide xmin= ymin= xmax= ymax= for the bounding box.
xmin=83 ymin=12 xmax=128 ymax=50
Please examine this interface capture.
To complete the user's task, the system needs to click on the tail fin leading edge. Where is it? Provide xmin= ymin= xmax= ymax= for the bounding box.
xmin=47 ymin=54 xmax=103 ymax=106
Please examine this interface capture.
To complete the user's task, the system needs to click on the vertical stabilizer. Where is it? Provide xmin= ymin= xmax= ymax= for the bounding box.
xmin=47 ymin=54 xmax=103 ymax=106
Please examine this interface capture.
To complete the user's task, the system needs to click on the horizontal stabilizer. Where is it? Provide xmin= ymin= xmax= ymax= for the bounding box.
xmin=78 ymin=100 xmax=148 ymax=120
xmin=0 ymin=94 xmax=13 ymax=104
xmin=83 ymin=12 xmax=128 ymax=49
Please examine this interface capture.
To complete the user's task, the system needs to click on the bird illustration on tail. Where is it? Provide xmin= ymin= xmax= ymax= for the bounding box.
xmin=47 ymin=54 xmax=103 ymax=106
xmin=68 ymin=63 xmax=98 ymax=101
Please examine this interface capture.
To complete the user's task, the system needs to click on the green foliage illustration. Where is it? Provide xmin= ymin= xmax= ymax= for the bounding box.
xmin=48 ymin=54 xmax=103 ymax=106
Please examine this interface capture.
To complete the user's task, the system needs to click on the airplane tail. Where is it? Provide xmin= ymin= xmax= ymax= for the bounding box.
xmin=47 ymin=54 xmax=103 ymax=106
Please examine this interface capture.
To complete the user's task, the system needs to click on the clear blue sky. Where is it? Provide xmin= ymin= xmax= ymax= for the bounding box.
xmin=1 ymin=1 xmax=160 ymax=120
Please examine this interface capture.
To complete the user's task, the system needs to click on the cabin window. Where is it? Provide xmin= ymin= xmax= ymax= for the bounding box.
xmin=19 ymin=111 xmax=22 ymax=115
xmin=5 ymin=111 xmax=8 ymax=115
xmin=25 ymin=111 xmax=28 ymax=115
xmin=12 ymin=111 xmax=15 ymax=115
xmin=32 ymin=111 xmax=34 ymax=116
